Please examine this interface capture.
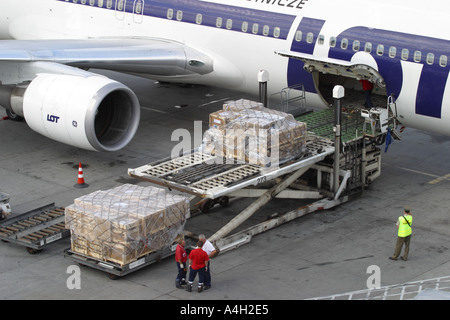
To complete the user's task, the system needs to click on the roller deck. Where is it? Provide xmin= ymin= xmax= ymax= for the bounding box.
xmin=0 ymin=204 xmax=68 ymax=254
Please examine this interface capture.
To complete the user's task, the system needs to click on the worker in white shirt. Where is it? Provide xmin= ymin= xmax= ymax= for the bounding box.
xmin=199 ymin=234 xmax=217 ymax=290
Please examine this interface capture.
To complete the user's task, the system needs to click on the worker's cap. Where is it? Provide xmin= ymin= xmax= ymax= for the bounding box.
xmin=404 ymin=205 xmax=411 ymax=213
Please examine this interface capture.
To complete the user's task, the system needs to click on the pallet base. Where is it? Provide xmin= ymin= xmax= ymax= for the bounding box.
xmin=64 ymin=245 xmax=176 ymax=279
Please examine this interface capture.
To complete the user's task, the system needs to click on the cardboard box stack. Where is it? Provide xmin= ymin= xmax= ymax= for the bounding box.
xmin=200 ymin=99 xmax=307 ymax=167
xmin=65 ymin=184 xmax=189 ymax=266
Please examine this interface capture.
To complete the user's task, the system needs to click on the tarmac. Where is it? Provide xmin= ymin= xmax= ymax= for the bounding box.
xmin=0 ymin=70 xmax=449 ymax=303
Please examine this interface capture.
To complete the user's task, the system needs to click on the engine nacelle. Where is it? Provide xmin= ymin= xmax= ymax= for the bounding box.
xmin=21 ymin=74 xmax=140 ymax=151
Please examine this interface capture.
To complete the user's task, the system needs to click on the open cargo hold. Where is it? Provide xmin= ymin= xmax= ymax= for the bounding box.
xmin=65 ymin=184 xmax=190 ymax=266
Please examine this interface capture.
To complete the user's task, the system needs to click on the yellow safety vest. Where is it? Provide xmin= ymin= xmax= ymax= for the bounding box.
xmin=398 ymin=215 xmax=413 ymax=237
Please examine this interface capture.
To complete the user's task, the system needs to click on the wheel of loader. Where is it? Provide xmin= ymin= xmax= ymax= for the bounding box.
xmin=199 ymin=199 xmax=214 ymax=213
xmin=108 ymin=273 xmax=120 ymax=280
xmin=219 ymin=196 xmax=229 ymax=207
xmin=26 ymin=247 xmax=42 ymax=254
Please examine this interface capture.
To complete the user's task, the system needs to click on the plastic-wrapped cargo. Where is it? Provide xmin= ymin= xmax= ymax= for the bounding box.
xmin=222 ymin=99 xmax=264 ymax=113
xmin=65 ymin=184 xmax=189 ymax=265
xmin=200 ymin=100 xmax=307 ymax=167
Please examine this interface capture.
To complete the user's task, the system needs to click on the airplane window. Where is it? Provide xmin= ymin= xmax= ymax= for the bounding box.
xmin=90 ymin=0 xmax=95 ymax=6
xmin=306 ymin=32 xmax=314 ymax=44
xmin=329 ymin=37 xmax=336 ymax=48
xmin=426 ymin=53 xmax=434 ymax=65
xmin=341 ymin=38 xmax=348 ymax=50
xmin=274 ymin=27 xmax=281 ymax=38
xmin=196 ymin=14 xmax=202 ymax=25
xmin=216 ymin=17 xmax=223 ymax=28
xmin=242 ymin=22 xmax=248 ymax=33
xmin=167 ymin=9 xmax=173 ymax=20
xmin=318 ymin=34 xmax=324 ymax=45
xmin=72 ymin=0 xmax=78 ymax=3
xmin=263 ymin=25 xmax=270 ymax=36
xmin=252 ymin=23 xmax=259 ymax=34
xmin=353 ymin=40 xmax=360 ymax=52
xmin=81 ymin=0 xmax=86 ymax=4
xmin=364 ymin=42 xmax=372 ymax=53
xmin=389 ymin=46 xmax=396 ymax=58
xmin=117 ymin=0 xmax=124 ymax=11
xmin=401 ymin=48 xmax=409 ymax=60
xmin=135 ymin=1 xmax=143 ymax=14
xmin=226 ymin=19 xmax=233 ymax=30
xmin=377 ymin=44 xmax=384 ymax=56
xmin=176 ymin=10 xmax=183 ymax=21
xmin=98 ymin=0 xmax=103 ymax=7
xmin=440 ymin=55 xmax=448 ymax=67
xmin=295 ymin=30 xmax=302 ymax=42
xmin=106 ymin=0 xmax=112 ymax=9
xmin=414 ymin=51 xmax=422 ymax=63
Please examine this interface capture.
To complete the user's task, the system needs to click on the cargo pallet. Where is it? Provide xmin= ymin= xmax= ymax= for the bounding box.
xmin=0 ymin=204 xmax=68 ymax=254
xmin=64 ymin=245 xmax=176 ymax=280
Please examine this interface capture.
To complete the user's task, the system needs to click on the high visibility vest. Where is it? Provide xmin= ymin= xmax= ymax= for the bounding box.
xmin=398 ymin=215 xmax=413 ymax=237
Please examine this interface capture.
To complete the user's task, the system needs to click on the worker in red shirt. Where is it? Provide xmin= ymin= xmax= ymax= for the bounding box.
xmin=186 ymin=240 xmax=210 ymax=293
xmin=360 ymin=79 xmax=374 ymax=108
xmin=175 ymin=238 xmax=187 ymax=289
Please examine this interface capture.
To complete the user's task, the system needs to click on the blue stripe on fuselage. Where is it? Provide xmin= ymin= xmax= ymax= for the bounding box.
xmin=285 ymin=18 xmax=450 ymax=119
xmin=57 ymin=0 xmax=296 ymax=40
xmin=288 ymin=17 xmax=325 ymax=93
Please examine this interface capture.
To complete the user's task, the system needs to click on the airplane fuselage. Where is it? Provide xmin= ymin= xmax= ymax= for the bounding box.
xmin=1 ymin=0 xmax=450 ymax=136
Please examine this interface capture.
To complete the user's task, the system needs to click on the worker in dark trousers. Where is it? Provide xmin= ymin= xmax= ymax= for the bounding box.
xmin=360 ymin=79 xmax=374 ymax=108
xmin=175 ymin=238 xmax=187 ymax=288
xmin=390 ymin=206 xmax=413 ymax=261
xmin=199 ymin=234 xmax=217 ymax=290
xmin=186 ymin=240 xmax=210 ymax=292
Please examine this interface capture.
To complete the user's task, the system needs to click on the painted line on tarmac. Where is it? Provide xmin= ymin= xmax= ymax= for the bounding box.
xmin=392 ymin=165 xmax=450 ymax=185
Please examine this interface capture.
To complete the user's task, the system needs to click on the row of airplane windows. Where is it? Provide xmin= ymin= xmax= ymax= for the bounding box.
xmin=295 ymin=30 xmax=448 ymax=67
xmin=69 ymin=0 xmax=448 ymax=67
xmin=166 ymin=9 xmax=282 ymax=38
xmin=75 ymin=0 xmax=132 ymax=11
xmin=165 ymin=8 xmax=448 ymax=67
xmin=71 ymin=0 xmax=284 ymax=37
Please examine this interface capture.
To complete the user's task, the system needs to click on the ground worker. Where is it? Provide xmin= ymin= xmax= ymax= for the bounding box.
xmin=360 ymin=79 xmax=374 ymax=108
xmin=199 ymin=234 xmax=217 ymax=290
xmin=389 ymin=205 xmax=413 ymax=261
xmin=186 ymin=240 xmax=210 ymax=293
xmin=175 ymin=238 xmax=187 ymax=288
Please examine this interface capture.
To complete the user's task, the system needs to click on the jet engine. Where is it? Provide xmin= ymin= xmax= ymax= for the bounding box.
xmin=2 ymin=73 xmax=140 ymax=152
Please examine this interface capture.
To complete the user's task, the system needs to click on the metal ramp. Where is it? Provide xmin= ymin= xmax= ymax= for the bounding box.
xmin=128 ymin=135 xmax=335 ymax=200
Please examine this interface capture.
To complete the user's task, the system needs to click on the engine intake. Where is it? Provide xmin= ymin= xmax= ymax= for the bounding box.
xmin=17 ymin=74 xmax=140 ymax=152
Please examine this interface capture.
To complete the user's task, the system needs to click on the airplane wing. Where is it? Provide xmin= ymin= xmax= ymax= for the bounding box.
xmin=0 ymin=38 xmax=214 ymax=85
xmin=0 ymin=38 xmax=213 ymax=152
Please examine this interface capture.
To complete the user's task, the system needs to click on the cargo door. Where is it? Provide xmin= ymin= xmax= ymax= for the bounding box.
xmin=276 ymin=50 xmax=387 ymax=106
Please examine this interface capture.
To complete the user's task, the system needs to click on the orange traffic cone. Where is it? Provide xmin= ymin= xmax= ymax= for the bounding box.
xmin=74 ymin=162 xmax=89 ymax=188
